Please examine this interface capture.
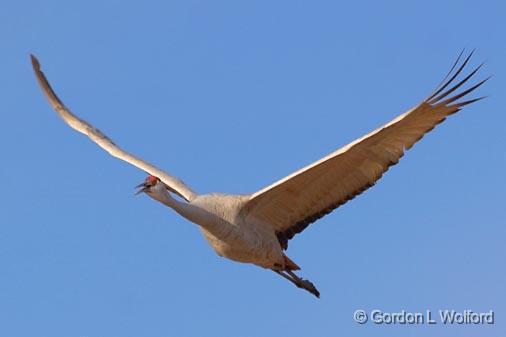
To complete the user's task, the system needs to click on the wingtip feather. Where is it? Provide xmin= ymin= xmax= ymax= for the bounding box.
xmin=30 ymin=54 xmax=40 ymax=70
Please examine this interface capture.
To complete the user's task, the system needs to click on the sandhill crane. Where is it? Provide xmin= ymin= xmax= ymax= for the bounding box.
xmin=31 ymin=51 xmax=487 ymax=298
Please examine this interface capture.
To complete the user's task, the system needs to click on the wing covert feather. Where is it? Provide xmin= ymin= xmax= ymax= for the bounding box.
xmin=243 ymin=52 xmax=487 ymax=249
xmin=31 ymin=55 xmax=197 ymax=202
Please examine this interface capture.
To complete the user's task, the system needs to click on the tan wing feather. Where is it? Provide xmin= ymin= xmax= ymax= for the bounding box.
xmin=31 ymin=55 xmax=197 ymax=202
xmin=243 ymin=51 xmax=488 ymax=249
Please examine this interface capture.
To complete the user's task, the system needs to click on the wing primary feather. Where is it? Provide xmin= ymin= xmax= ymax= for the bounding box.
xmin=31 ymin=54 xmax=198 ymax=202
xmin=245 ymin=51 xmax=488 ymax=250
xmin=428 ymin=48 xmax=465 ymax=100
xmin=429 ymin=63 xmax=484 ymax=104
xmin=450 ymin=96 xmax=487 ymax=108
xmin=31 ymin=54 xmax=87 ymax=134
xmin=438 ymin=76 xmax=490 ymax=106
xmin=427 ymin=49 xmax=474 ymax=101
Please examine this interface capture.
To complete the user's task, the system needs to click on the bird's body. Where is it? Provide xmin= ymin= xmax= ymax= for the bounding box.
xmin=194 ymin=194 xmax=285 ymax=268
xmin=151 ymin=188 xmax=285 ymax=269
xmin=31 ymin=51 xmax=488 ymax=298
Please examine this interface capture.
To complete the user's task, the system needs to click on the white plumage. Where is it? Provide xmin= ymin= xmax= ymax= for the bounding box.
xmin=31 ymin=51 xmax=487 ymax=298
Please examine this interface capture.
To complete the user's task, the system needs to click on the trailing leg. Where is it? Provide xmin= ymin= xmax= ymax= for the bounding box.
xmin=273 ymin=270 xmax=320 ymax=298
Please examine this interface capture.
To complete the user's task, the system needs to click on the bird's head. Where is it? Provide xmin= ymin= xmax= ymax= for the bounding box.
xmin=135 ymin=175 xmax=184 ymax=203
xmin=135 ymin=175 xmax=162 ymax=195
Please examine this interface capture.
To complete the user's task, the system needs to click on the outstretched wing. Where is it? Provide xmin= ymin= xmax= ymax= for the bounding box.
xmin=242 ymin=51 xmax=488 ymax=249
xmin=31 ymin=55 xmax=197 ymax=202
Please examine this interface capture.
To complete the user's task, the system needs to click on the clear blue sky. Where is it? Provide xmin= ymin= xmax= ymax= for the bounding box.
xmin=1 ymin=1 xmax=505 ymax=336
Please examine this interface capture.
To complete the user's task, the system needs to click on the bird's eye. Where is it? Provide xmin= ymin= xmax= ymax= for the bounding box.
xmin=146 ymin=175 xmax=159 ymax=186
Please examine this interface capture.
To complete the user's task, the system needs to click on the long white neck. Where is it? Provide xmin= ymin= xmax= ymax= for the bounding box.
xmin=146 ymin=184 xmax=242 ymax=243
xmin=147 ymin=184 xmax=213 ymax=229
xmin=148 ymin=185 xmax=199 ymax=222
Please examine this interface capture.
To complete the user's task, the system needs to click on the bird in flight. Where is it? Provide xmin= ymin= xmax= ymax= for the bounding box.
xmin=31 ymin=51 xmax=487 ymax=298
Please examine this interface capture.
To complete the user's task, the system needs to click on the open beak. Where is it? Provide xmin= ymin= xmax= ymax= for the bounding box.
xmin=134 ymin=182 xmax=149 ymax=195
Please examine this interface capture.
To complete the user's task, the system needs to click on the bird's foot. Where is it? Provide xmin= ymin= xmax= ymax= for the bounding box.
xmin=274 ymin=270 xmax=321 ymax=298
xmin=297 ymin=278 xmax=320 ymax=298
xmin=286 ymin=270 xmax=320 ymax=298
